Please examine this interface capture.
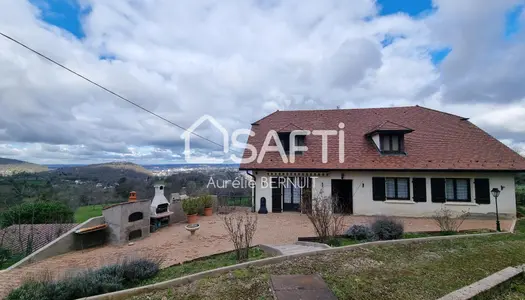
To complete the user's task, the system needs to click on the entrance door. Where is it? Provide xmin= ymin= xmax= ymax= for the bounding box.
xmin=271 ymin=177 xmax=282 ymax=212
xmin=331 ymin=179 xmax=353 ymax=214
xmin=282 ymin=177 xmax=301 ymax=212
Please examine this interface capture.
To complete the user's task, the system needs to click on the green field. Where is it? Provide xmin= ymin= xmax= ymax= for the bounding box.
xmin=74 ymin=205 xmax=104 ymax=223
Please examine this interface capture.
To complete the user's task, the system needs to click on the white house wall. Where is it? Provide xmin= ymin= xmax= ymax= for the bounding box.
xmin=253 ymin=170 xmax=516 ymax=217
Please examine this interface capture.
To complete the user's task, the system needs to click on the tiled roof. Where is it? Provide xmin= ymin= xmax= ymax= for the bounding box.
xmin=239 ymin=106 xmax=525 ymax=171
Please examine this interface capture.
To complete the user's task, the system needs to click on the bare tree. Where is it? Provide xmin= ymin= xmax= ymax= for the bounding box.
xmin=220 ymin=211 xmax=258 ymax=261
xmin=306 ymin=189 xmax=346 ymax=242
xmin=432 ymin=206 xmax=471 ymax=233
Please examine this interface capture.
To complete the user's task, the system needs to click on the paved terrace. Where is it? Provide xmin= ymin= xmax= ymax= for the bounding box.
xmin=0 ymin=213 xmax=512 ymax=298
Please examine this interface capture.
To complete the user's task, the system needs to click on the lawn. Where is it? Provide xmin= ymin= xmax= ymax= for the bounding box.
xmin=131 ymin=221 xmax=525 ymax=300
xmin=140 ymin=247 xmax=267 ymax=286
xmin=495 ymin=275 xmax=525 ymax=299
xmin=74 ymin=205 xmax=103 ymax=223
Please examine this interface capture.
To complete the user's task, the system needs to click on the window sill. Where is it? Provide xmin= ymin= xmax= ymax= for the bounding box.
xmin=445 ymin=202 xmax=478 ymax=206
xmin=384 ymin=200 xmax=415 ymax=204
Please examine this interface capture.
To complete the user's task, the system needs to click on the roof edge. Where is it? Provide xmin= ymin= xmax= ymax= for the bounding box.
xmin=251 ymin=110 xmax=280 ymax=125
xmin=239 ymin=167 xmax=525 ymax=173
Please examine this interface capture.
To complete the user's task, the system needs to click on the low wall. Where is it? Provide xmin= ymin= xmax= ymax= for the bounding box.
xmin=438 ymin=265 xmax=525 ymax=300
xmin=6 ymin=216 xmax=105 ymax=270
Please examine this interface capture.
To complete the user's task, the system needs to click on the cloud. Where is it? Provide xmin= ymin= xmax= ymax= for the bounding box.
xmin=0 ymin=0 xmax=524 ymax=163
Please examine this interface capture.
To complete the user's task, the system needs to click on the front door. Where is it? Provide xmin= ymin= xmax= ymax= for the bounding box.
xmin=271 ymin=177 xmax=282 ymax=212
xmin=331 ymin=179 xmax=353 ymax=214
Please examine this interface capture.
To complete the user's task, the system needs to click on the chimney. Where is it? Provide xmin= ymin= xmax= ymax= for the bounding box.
xmin=129 ymin=191 xmax=137 ymax=202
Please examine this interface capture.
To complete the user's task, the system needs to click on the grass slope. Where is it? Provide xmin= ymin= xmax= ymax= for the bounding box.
xmin=132 ymin=222 xmax=525 ymax=300
xmin=74 ymin=205 xmax=104 ymax=223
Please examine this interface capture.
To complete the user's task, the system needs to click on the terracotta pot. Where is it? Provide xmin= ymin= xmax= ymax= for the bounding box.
xmin=204 ymin=207 xmax=213 ymax=216
xmin=187 ymin=214 xmax=198 ymax=224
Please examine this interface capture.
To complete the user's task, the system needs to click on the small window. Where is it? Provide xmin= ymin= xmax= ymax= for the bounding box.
xmin=445 ymin=178 xmax=471 ymax=202
xmin=380 ymin=134 xmax=404 ymax=153
xmin=385 ymin=178 xmax=410 ymax=200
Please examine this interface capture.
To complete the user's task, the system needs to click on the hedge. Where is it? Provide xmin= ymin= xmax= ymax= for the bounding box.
xmin=0 ymin=201 xmax=74 ymax=228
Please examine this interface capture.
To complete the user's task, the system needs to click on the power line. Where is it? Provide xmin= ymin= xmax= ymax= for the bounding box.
xmin=0 ymin=31 xmax=234 ymax=152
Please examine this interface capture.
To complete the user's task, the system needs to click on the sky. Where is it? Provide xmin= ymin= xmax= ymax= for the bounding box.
xmin=0 ymin=0 xmax=525 ymax=164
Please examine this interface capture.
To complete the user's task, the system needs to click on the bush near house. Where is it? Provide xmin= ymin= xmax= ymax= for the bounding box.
xmin=370 ymin=217 xmax=404 ymax=240
xmin=346 ymin=224 xmax=375 ymax=241
xmin=0 ymin=201 xmax=74 ymax=228
xmin=6 ymin=259 xmax=160 ymax=300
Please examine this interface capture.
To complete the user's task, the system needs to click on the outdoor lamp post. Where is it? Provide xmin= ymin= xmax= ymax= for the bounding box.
xmin=491 ymin=187 xmax=501 ymax=232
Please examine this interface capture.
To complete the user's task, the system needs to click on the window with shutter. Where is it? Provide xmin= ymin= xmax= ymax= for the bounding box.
xmin=445 ymin=178 xmax=471 ymax=202
xmin=384 ymin=177 xmax=410 ymax=200
xmin=474 ymin=178 xmax=491 ymax=204
xmin=372 ymin=177 xmax=386 ymax=201
xmin=412 ymin=178 xmax=427 ymax=202
xmin=431 ymin=178 xmax=446 ymax=203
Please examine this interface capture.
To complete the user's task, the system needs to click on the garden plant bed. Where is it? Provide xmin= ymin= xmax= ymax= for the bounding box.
xmin=297 ymin=229 xmax=495 ymax=247
xmin=128 ymin=221 xmax=525 ymax=300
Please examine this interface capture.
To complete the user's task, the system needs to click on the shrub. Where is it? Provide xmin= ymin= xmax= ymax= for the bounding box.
xmin=432 ymin=206 xmax=470 ymax=233
xmin=182 ymin=198 xmax=199 ymax=215
xmin=0 ymin=247 xmax=11 ymax=266
xmin=122 ymin=259 xmax=160 ymax=282
xmin=0 ymin=201 xmax=74 ymax=228
xmin=371 ymin=217 xmax=404 ymax=240
xmin=346 ymin=224 xmax=375 ymax=241
xmin=5 ymin=281 xmax=52 ymax=300
xmin=6 ymin=258 xmax=160 ymax=300
xmin=200 ymin=195 xmax=213 ymax=208
xmin=327 ymin=238 xmax=342 ymax=247
xmin=220 ymin=211 xmax=258 ymax=261
xmin=305 ymin=189 xmax=346 ymax=242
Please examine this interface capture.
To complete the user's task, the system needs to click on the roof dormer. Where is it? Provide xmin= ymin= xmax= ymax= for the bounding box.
xmin=365 ymin=121 xmax=413 ymax=155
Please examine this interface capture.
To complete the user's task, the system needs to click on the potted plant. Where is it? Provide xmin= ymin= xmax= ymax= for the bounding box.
xmin=201 ymin=195 xmax=213 ymax=216
xmin=182 ymin=198 xmax=198 ymax=224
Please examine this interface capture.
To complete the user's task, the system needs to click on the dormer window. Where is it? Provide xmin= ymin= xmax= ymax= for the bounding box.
xmin=365 ymin=120 xmax=413 ymax=155
xmin=278 ymin=132 xmax=305 ymax=154
xmin=380 ymin=134 xmax=404 ymax=153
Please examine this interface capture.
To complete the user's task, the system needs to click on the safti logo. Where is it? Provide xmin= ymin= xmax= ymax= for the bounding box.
xmin=181 ymin=115 xmax=346 ymax=164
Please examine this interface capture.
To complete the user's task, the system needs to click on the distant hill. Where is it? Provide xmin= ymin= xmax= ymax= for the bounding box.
xmin=55 ymin=161 xmax=152 ymax=184
xmin=0 ymin=157 xmax=48 ymax=174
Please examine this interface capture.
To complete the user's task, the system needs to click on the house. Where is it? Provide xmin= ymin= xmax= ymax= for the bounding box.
xmin=239 ymin=106 xmax=525 ymax=218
